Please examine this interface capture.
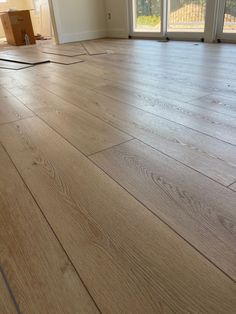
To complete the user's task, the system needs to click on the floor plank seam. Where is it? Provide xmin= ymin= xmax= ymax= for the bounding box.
xmin=0 ymin=115 xmax=35 ymax=127
xmin=80 ymin=43 xmax=108 ymax=56
xmin=133 ymin=138 xmax=236 ymax=189
xmin=228 ymin=180 xmax=236 ymax=187
xmin=89 ymin=87 xmax=236 ymax=148
xmin=0 ymin=143 xmax=103 ymax=314
xmin=0 ymin=265 xmax=22 ymax=314
xmin=88 ymin=155 xmax=236 ymax=284
xmin=1 ymin=39 xmax=236 ymax=311
xmin=29 ymin=65 xmax=236 ymax=147
xmin=7 ymin=84 xmax=235 ymax=190
xmin=6 ymin=84 xmax=136 ymax=142
xmin=87 ymin=138 xmax=135 ymax=157
xmin=5 ymin=112 xmax=232 ymax=284
xmin=3 ymin=88 xmax=134 ymax=158
xmin=90 ymin=137 xmax=236 ymax=190
xmin=184 ymin=95 xmax=236 ymax=118
xmin=227 ymin=181 xmax=236 ymax=190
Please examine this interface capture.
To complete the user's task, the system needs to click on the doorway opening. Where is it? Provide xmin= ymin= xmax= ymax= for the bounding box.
xmin=130 ymin=0 xmax=236 ymax=42
xmin=217 ymin=0 xmax=236 ymax=42
xmin=0 ymin=0 xmax=56 ymax=48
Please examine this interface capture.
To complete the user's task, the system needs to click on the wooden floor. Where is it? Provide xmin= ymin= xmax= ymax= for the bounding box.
xmin=0 ymin=39 xmax=236 ymax=313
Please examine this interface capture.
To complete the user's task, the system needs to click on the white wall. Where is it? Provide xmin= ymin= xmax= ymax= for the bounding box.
xmin=105 ymin=0 xmax=129 ymax=38
xmin=51 ymin=0 xmax=107 ymax=43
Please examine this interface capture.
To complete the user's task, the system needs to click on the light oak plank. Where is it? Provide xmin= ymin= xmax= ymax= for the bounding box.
xmin=229 ymin=182 xmax=236 ymax=192
xmin=78 ymin=42 xmax=108 ymax=55
xmin=38 ymin=42 xmax=87 ymax=56
xmin=40 ymin=46 xmax=86 ymax=57
xmin=0 ymin=117 xmax=236 ymax=313
xmin=17 ymin=57 xmax=236 ymax=142
xmin=42 ymin=58 xmax=211 ymax=102
xmin=4 ymin=85 xmax=131 ymax=155
xmin=4 ymin=53 xmax=236 ymax=185
xmin=0 ymin=144 xmax=98 ymax=314
xmin=0 ymin=61 xmax=32 ymax=70
xmin=189 ymin=93 xmax=236 ymax=117
xmin=0 ymin=269 xmax=17 ymax=314
xmin=91 ymin=139 xmax=236 ymax=280
xmin=2 ymin=48 xmax=83 ymax=65
xmin=96 ymin=83 xmax=236 ymax=145
xmin=0 ymin=95 xmax=34 ymax=125
xmin=19 ymin=75 xmax=236 ymax=187
xmin=0 ymin=51 xmax=50 ymax=65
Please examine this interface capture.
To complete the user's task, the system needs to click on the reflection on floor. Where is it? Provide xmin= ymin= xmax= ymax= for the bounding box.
xmin=0 ymin=39 xmax=236 ymax=313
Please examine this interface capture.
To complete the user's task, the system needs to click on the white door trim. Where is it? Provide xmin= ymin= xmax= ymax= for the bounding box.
xmin=217 ymin=0 xmax=236 ymax=42
xmin=48 ymin=0 xmax=60 ymax=43
xmin=129 ymin=0 xmax=208 ymax=41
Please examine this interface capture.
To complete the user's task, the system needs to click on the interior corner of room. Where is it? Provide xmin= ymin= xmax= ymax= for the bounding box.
xmin=0 ymin=0 xmax=130 ymax=47
xmin=49 ymin=0 xmax=130 ymax=44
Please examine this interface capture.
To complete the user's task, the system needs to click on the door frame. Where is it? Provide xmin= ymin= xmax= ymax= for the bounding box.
xmin=128 ymin=0 xmax=236 ymax=43
xmin=216 ymin=0 xmax=236 ymax=42
xmin=129 ymin=0 xmax=207 ymax=40
xmin=48 ymin=0 xmax=59 ymax=43
xmin=129 ymin=0 xmax=165 ymax=38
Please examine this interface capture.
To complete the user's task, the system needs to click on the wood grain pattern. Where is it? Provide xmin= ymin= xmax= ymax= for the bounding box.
xmin=91 ymin=139 xmax=236 ymax=280
xmin=80 ymin=42 xmax=108 ymax=55
xmin=35 ymin=42 xmax=87 ymax=56
xmin=21 ymin=75 xmax=236 ymax=186
xmin=1 ymin=39 xmax=236 ymax=313
xmin=96 ymin=83 xmax=236 ymax=145
xmin=0 ymin=144 xmax=98 ymax=314
xmin=189 ymin=93 xmax=236 ymax=117
xmin=0 ymin=94 xmax=34 ymax=125
xmin=229 ymin=182 xmax=236 ymax=192
xmin=0 ymin=269 xmax=17 ymax=314
xmin=3 ymin=85 xmax=132 ymax=155
xmin=0 ymin=117 xmax=236 ymax=313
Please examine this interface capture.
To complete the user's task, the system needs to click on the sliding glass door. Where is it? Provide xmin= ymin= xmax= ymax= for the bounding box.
xmin=130 ymin=0 xmax=207 ymax=38
xmin=217 ymin=0 xmax=236 ymax=41
xmin=133 ymin=0 xmax=162 ymax=32
xmin=130 ymin=0 xmax=236 ymax=42
xmin=131 ymin=0 xmax=163 ymax=36
xmin=167 ymin=0 xmax=206 ymax=33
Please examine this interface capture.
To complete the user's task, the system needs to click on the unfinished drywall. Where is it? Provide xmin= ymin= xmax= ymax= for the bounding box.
xmin=51 ymin=0 xmax=107 ymax=43
xmin=105 ymin=0 xmax=129 ymax=38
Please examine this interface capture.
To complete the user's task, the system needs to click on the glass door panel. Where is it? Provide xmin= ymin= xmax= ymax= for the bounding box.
xmin=133 ymin=0 xmax=162 ymax=32
xmin=223 ymin=0 xmax=236 ymax=33
xmin=167 ymin=0 xmax=206 ymax=32
xmin=131 ymin=0 xmax=236 ymax=42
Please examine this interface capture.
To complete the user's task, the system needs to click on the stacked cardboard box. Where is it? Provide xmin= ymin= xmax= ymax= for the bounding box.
xmin=0 ymin=10 xmax=35 ymax=46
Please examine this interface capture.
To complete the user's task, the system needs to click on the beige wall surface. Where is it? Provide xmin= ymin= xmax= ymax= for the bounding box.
xmin=51 ymin=0 xmax=107 ymax=43
xmin=105 ymin=0 xmax=129 ymax=38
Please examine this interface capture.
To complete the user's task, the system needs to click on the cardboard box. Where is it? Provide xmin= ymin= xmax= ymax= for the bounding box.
xmin=0 ymin=10 xmax=35 ymax=46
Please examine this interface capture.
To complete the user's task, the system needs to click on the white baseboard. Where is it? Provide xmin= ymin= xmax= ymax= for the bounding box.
xmin=59 ymin=29 xmax=108 ymax=44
